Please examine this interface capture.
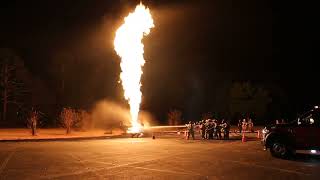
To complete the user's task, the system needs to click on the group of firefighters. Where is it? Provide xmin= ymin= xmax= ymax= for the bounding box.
xmin=237 ymin=118 xmax=254 ymax=133
xmin=185 ymin=119 xmax=230 ymax=140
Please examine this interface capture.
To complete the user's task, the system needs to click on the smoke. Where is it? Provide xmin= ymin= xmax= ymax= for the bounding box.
xmin=90 ymin=100 xmax=157 ymax=129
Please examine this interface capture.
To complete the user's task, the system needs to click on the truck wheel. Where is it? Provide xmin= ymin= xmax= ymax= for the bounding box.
xmin=270 ymin=141 xmax=289 ymax=158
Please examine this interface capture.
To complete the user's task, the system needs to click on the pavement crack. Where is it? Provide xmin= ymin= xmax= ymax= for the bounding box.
xmin=68 ymin=153 xmax=105 ymax=180
xmin=42 ymin=148 xmax=213 ymax=179
xmin=218 ymin=159 xmax=312 ymax=176
xmin=0 ymin=151 xmax=15 ymax=177
xmin=126 ymin=165 xmax=203 ymax=177
xmin=41 ymin=153 xmax=188 ymax=179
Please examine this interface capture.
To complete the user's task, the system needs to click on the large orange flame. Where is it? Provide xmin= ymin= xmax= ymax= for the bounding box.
xmin=114 ymin=3 xmax=154 ymax=133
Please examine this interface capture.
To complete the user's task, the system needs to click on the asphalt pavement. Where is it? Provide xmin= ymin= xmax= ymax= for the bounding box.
xmin=0 ymin=137 xmax=319 ymax=180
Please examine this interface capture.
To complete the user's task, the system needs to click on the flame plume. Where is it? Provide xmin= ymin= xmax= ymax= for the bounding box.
xmin=114 ymin=3 xmax=154 ymax=133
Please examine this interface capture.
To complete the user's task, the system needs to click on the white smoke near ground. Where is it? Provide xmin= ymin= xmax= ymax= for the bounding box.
xmin=90 ymin=100 xmax=157 ymax=130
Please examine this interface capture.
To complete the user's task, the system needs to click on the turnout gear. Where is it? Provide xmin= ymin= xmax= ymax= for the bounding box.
xmin=238 ymin=120 xmax=242 ymax=133
xmin=206 ymin=120 xmax=215 ymax=139
xmin=214 ymin=120 xmax=222 ymax=140
xmin=221 ymin=120 xmax=230 ymax=140
xmin=199 ymin=121 xmax=206 ymax=139
xmin=186 ymin=121 xmax=195 ymax=140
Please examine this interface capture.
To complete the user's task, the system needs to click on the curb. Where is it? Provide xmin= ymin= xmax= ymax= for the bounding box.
xmin=0 ymin=135 xmax=125 ymax=142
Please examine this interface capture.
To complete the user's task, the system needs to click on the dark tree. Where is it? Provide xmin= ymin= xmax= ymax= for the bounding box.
xmin=27 ymin=109 xmax=39 ymax=136
xmin=229 ymin=81 xmax=272 ymax=121
xmin=0 ymin=48 xmax=29 ymax=123
xmin=201 ymin=112 xmax=213 ymax=120
xmin=167 ymin=109 xmax=182 ymax=125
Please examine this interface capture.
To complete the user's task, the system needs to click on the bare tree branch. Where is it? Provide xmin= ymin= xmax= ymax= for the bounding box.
xmin=0 ymin=48 xmax=30 ymax=122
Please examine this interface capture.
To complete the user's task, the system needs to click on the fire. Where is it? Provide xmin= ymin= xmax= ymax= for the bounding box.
xmin=114 ymin=3 xmax=154 ymax=133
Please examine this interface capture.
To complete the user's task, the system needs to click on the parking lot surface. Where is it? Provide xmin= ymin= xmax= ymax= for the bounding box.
xmin=0 ymin=137 xmax=319 ymax=179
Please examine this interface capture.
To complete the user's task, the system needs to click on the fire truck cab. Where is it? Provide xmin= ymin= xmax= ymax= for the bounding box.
xmin=262 ymin=106 xmax=320 ymax=158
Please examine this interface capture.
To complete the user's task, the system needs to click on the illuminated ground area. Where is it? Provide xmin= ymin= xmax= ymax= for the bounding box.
xmin=0 ymin=138 xmax=319 ymax=179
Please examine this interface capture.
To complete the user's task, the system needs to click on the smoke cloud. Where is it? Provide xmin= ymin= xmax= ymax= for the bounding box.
xmin=90 ymin=100 xmax=157 ymax=129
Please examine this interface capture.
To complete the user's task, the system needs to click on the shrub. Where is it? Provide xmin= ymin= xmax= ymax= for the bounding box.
xmin=72 ymin=109 xmax=92 ymax=131
xmin=60 ymin=108 xmax=75 ymax=134
xmin=27 ymin=109 xmax=39 ymax=136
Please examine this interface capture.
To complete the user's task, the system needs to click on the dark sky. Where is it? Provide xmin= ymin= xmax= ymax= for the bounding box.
xmin=0 ymin=0 xmax=317 ymax=122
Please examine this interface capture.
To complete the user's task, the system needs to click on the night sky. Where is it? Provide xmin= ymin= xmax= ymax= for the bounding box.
xmin=0 ymin=0 xmax=317 ymax=123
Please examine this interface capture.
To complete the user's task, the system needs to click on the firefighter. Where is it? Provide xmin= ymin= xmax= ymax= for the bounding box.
xmin=205 ymin=119 xmax=210 ymax=139
xmin=215 ymin=119 xmax=222 ymax=140
xmin=248 ymin=118 xmax=254 ymax=132
xmin=242 ymin=119 xmax=247 ymax=132
xmin=221 ymin=119 xmax=230 ymax=140
xmin=199 ymin=120 xmax=206 ymax=139
xmin=186 ymin=121 xmax=195 ymax=140
xmin=207 ymin=119 xmax=214 ymax=139
xmin=212 ymin=119 xmax=217 ymax=139
xmin=237 ymin=119 xmax=242 ymax=133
